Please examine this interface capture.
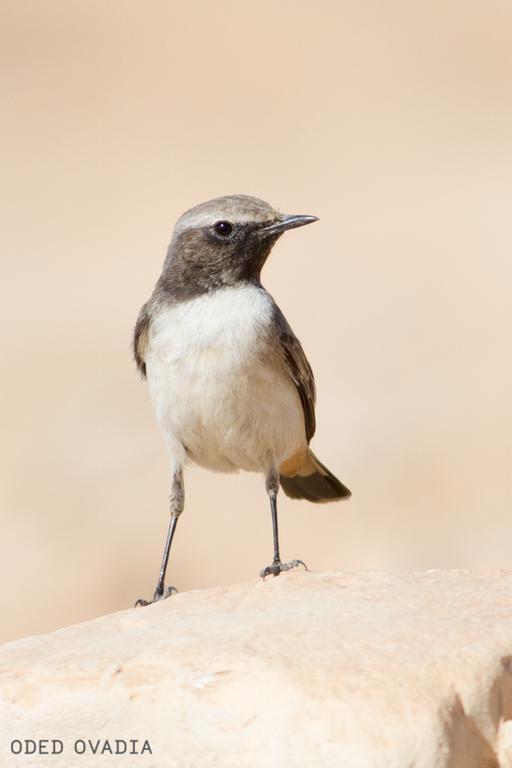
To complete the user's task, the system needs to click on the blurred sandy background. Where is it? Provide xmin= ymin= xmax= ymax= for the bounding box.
xmin=1 ymin=0 xmax=511 ymax=645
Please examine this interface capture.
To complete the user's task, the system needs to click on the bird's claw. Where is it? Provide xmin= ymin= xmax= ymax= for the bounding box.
xmin=134 ymin=585 xmax=178 ymax=607
xmin=259 ymin=559 xmax=308 ymax=579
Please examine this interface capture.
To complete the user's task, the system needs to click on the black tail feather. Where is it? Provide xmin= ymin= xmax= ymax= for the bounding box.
xmin=280 ymin=456 xmax=351 ymax=503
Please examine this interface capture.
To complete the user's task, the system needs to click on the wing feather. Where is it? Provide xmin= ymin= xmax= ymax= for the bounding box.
xmin=133 ymin=304 xmax=151 ymax=378
xmin=273 ymin=306 xmax=316 ymax=442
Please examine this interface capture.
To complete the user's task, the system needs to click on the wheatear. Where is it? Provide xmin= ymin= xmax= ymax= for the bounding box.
xmin=134 ymin=195 xmax=350 ymax=604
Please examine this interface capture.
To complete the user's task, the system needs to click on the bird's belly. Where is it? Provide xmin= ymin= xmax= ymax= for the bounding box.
xmin=147 ymin=348 xmax=305 ymax=473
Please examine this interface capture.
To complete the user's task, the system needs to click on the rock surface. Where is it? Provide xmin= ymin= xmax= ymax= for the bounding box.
xmin=1 ymin=570 xmax=512 ymax=767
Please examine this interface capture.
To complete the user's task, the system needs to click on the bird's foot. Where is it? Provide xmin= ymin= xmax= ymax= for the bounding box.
xmin=134 ymin=585 xmax=178 ymax=607
xmin=259 ymin=559 xmax=308 ymax=579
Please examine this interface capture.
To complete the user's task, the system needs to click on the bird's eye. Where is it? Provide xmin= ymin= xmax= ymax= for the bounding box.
xmin=213 ymin=220 xmax=234 ymax=237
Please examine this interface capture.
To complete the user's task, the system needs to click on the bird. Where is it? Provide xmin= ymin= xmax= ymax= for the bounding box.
xmin=133 ymin=194 xmax=351 ymax=605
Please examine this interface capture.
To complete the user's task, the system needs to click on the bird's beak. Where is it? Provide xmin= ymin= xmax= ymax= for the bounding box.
xmin=258 ymin=214 xmax=319 ymax=238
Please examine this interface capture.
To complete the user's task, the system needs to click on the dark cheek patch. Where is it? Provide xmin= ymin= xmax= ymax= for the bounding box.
xmin=157 ymin=225 xmax=275 ymax=301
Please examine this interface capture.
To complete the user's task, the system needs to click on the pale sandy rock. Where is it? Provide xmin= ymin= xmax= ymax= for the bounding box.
xmin=1 ymin=570 xmax=512 ymax=767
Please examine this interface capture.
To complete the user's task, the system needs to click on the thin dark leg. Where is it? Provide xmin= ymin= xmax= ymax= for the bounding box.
xmin=270 ymin=493 xmax=281 ymax=565
xmin=260 ymin=468 xmax=308 ymax=578
xmin=154 ymin=516 xmax=178 ymax=599
xmin=135 ymin=465 xmax=183 ymax=606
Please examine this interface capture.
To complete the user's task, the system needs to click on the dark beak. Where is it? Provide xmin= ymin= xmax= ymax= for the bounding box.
xmin=258 ymin=214 xmax=319 ymax=238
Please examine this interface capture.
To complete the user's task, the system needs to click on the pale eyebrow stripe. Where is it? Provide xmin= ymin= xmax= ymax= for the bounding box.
xmin=175 ymin=208 xmax=276 ymax=233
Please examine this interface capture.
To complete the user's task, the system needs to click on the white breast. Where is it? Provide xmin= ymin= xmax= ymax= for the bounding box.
xmin=145 ymin=285 xmax=305 ymax=473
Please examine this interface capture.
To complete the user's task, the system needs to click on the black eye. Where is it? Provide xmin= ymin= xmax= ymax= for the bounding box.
xmin=213 ymin=220 xmax=234 ymax=237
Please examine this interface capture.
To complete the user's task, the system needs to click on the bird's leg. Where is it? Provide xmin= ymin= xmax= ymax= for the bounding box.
xmin=135 ymin=465 xmax=184 ymax=606
xmin=259 ymin=468 xmax=308 ymax=578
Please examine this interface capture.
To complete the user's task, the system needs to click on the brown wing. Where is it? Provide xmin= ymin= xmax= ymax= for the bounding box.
xmin=133 ymin=304 xmax=151 ymax=378
xmin=273 ymin=305 xmax=316 ymax=442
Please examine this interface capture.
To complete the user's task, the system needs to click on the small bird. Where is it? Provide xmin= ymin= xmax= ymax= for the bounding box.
xmin=133 ymin=195 xmax=350 ymax=605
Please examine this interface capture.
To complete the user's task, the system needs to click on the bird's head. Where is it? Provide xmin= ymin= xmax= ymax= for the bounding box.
xmin=158 ymin=195 xmax=318 ymax=299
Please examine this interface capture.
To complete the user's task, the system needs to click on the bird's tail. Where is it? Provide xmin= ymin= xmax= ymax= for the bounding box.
xmin=279 ymin=449 xmax=351 ymax=503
